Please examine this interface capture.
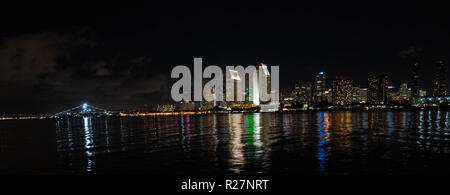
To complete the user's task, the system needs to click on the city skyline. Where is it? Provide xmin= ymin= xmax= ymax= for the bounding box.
xmin=0 ymin=58 xmax=448 ymax=114
xmin=1 ymin=3 xmax=450 ymax=113
xmin=0 ymin=57 xmax=448 ymax=113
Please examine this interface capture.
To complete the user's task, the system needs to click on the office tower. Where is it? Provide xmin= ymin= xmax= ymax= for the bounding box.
xmin=294 ymin=82 xmax=312 ymax=104
xmin=411 ymin=63 xmax=420 ymax=98
xmin=367 ymin=73 xmax=388 ymax=105
xmin=256 ymin=62 xmax=279 ymax=112
xmin=387 ymin=85 xmax=396 ymax=100
xmin=399 ymin=83 xmax=410 ymax=97
xmin=226 ymin=68 xmax=244 ymax=108
xmin=256 ymin=61 xmax=271 ymax=96
xmin=351 ymin=86 xmax=361 ymax=104
xmin=434 ymin=60 xmax=447 ymax=97
xmin=359 ymin=88 xmax=368 ymax=103
xmin=332 ymin=77 xmax=353 ymax=106
xmin=324 ymin=88 xmax=333 ymax=103
xmin=367 ymin=76 xmax=378 ymax=105
xmin=229 ymin=69 xmax=242 ymax=101
xmin=313 ymin=72 xmax=326 ymax=103
xmin=226 ymin=66 xmax=263 ymax=106
xmin=379 ymin=74 xmax=389 ymax=104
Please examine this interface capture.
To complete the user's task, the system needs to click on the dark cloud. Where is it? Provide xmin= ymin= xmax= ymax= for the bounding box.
xmin=399 ymin=46 xmax=424 ymax=59
xmin=0 ymin=29 xmax=169 ymax=114
xmin=0 ymin=29 xmax=95 ymax=84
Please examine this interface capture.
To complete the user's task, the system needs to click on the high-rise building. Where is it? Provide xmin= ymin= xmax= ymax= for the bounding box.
xmin=367 ymin=73 xmax=388 ymax=105
xmin=351 ymin=86 xmax=361 ymax=104
xmin=399 ymin=83 xmax=410 ymax=97
xmin=324 ymin=88 xmax=333 ymax=103
xmin=387 ymin=85 xmax=397 ymax=100
xmin=313 ymin=72 xmax=326 ymax=103
xmin=411 ymin=63 xmax=420 ymax=98
xmin=359 ymin=88 xmax=368 ymax=103
xmin=332 ymin=77 xmax=353 ymax=106
xmin=256 ymin=62 xmax=271 ymax=97
xmin=379 ymin=74 xmax=389 ymax=104
xmin=434 ymin=60 xmax=447 ymax=97
xmin=226 ymin=69 xmax=243 ymax=107
xmin=256 ymin=62 xmax=279 ymax=112
xmin=367 ymin=76 xmax=378 ymax=105
xmin=294 ymin=82 xmax=312 ymax=104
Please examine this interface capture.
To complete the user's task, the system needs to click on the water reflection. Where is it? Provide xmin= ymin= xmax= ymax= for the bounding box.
xmin=83 ymin=117 xmax=94 ymax=172
xmin=48 ymin=110 xmax=450 ymax=175
xmin=317 ymin=111 xmax=329 ymax=175
xmin=199 ymin=115 xmax=218 ymax=162
xmin=120 ymin=117 xmax=128 ymax=152
xmin=246 ymin=113 xmax=262 ymax=158
xmin=229 ymin=114 xmax=245 ymax=173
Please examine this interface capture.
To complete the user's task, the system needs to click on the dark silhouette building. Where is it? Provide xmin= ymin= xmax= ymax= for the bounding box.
xmin=367 ymin=73 xmax=388 ymax=105
xmin=313 ymin=72 xmax=326 ymax=103
xmin=434 ymin=60 xmax=447 ymax=97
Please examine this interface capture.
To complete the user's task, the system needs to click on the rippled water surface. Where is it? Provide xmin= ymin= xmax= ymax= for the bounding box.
xmin=1 ymin=111 xmax=450 ymax=174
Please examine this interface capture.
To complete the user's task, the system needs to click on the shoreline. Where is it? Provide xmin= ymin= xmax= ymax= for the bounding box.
xmin=1 ymin=107 xmax=448 ymax=121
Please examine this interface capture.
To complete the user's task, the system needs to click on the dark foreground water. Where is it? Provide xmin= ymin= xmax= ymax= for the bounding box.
xmin=1 ymin=111 xmax=449 ymax=175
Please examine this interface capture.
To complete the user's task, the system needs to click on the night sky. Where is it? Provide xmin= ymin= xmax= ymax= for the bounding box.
xmin=1 ymin=2 xmax=449 ymax=114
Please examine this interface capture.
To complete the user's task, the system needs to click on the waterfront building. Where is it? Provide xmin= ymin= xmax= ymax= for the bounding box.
xmin=434 ymin=60 xmax=447 ymax=96
xmin=332 ymin=77 xmax=353 ymax=106
xmin=294 ymin=82 xmax=312 ymax=105
xmin=351 ymin=86 xmax=361 ymax=104
xmin=313 ymin=72 xmax=326 ymax=103
xmin=367 ymin=73 xmax=388 ymax=105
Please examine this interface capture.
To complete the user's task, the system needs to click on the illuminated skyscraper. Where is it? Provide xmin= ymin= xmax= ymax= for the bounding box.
xmin=324 ymin=88 xmax=332 ymax=103
xmin=256 ymin=62 xmax=279 ymax=112
xmin=226 ymin=68 xmax=244 ymax=108
xmin=399 ymin=83 xmax=410 ymax=97
xmin=433 ymin=60 xmax=447 ymax=97
xmin=351 ymin=86 xmax=361 ymax=104
xmin=313 ymin=72 xmax=326 ymax=103
xmin=256 ymin=62 xmax=271 ymax=99
xmin=367 ymin=73 xmax=388 ymax=105
xmin=251 ymin=66 xmax=260 ymax=106
xmin=332 ymin=77 xmax=353 ymax=106
xmin=294 ymin=82 xmax=312 ymax=104
xmin=359 ymin=88 xmax=368 ymax=103
xmin=225 ymin=62 xmax=276 ymax=110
